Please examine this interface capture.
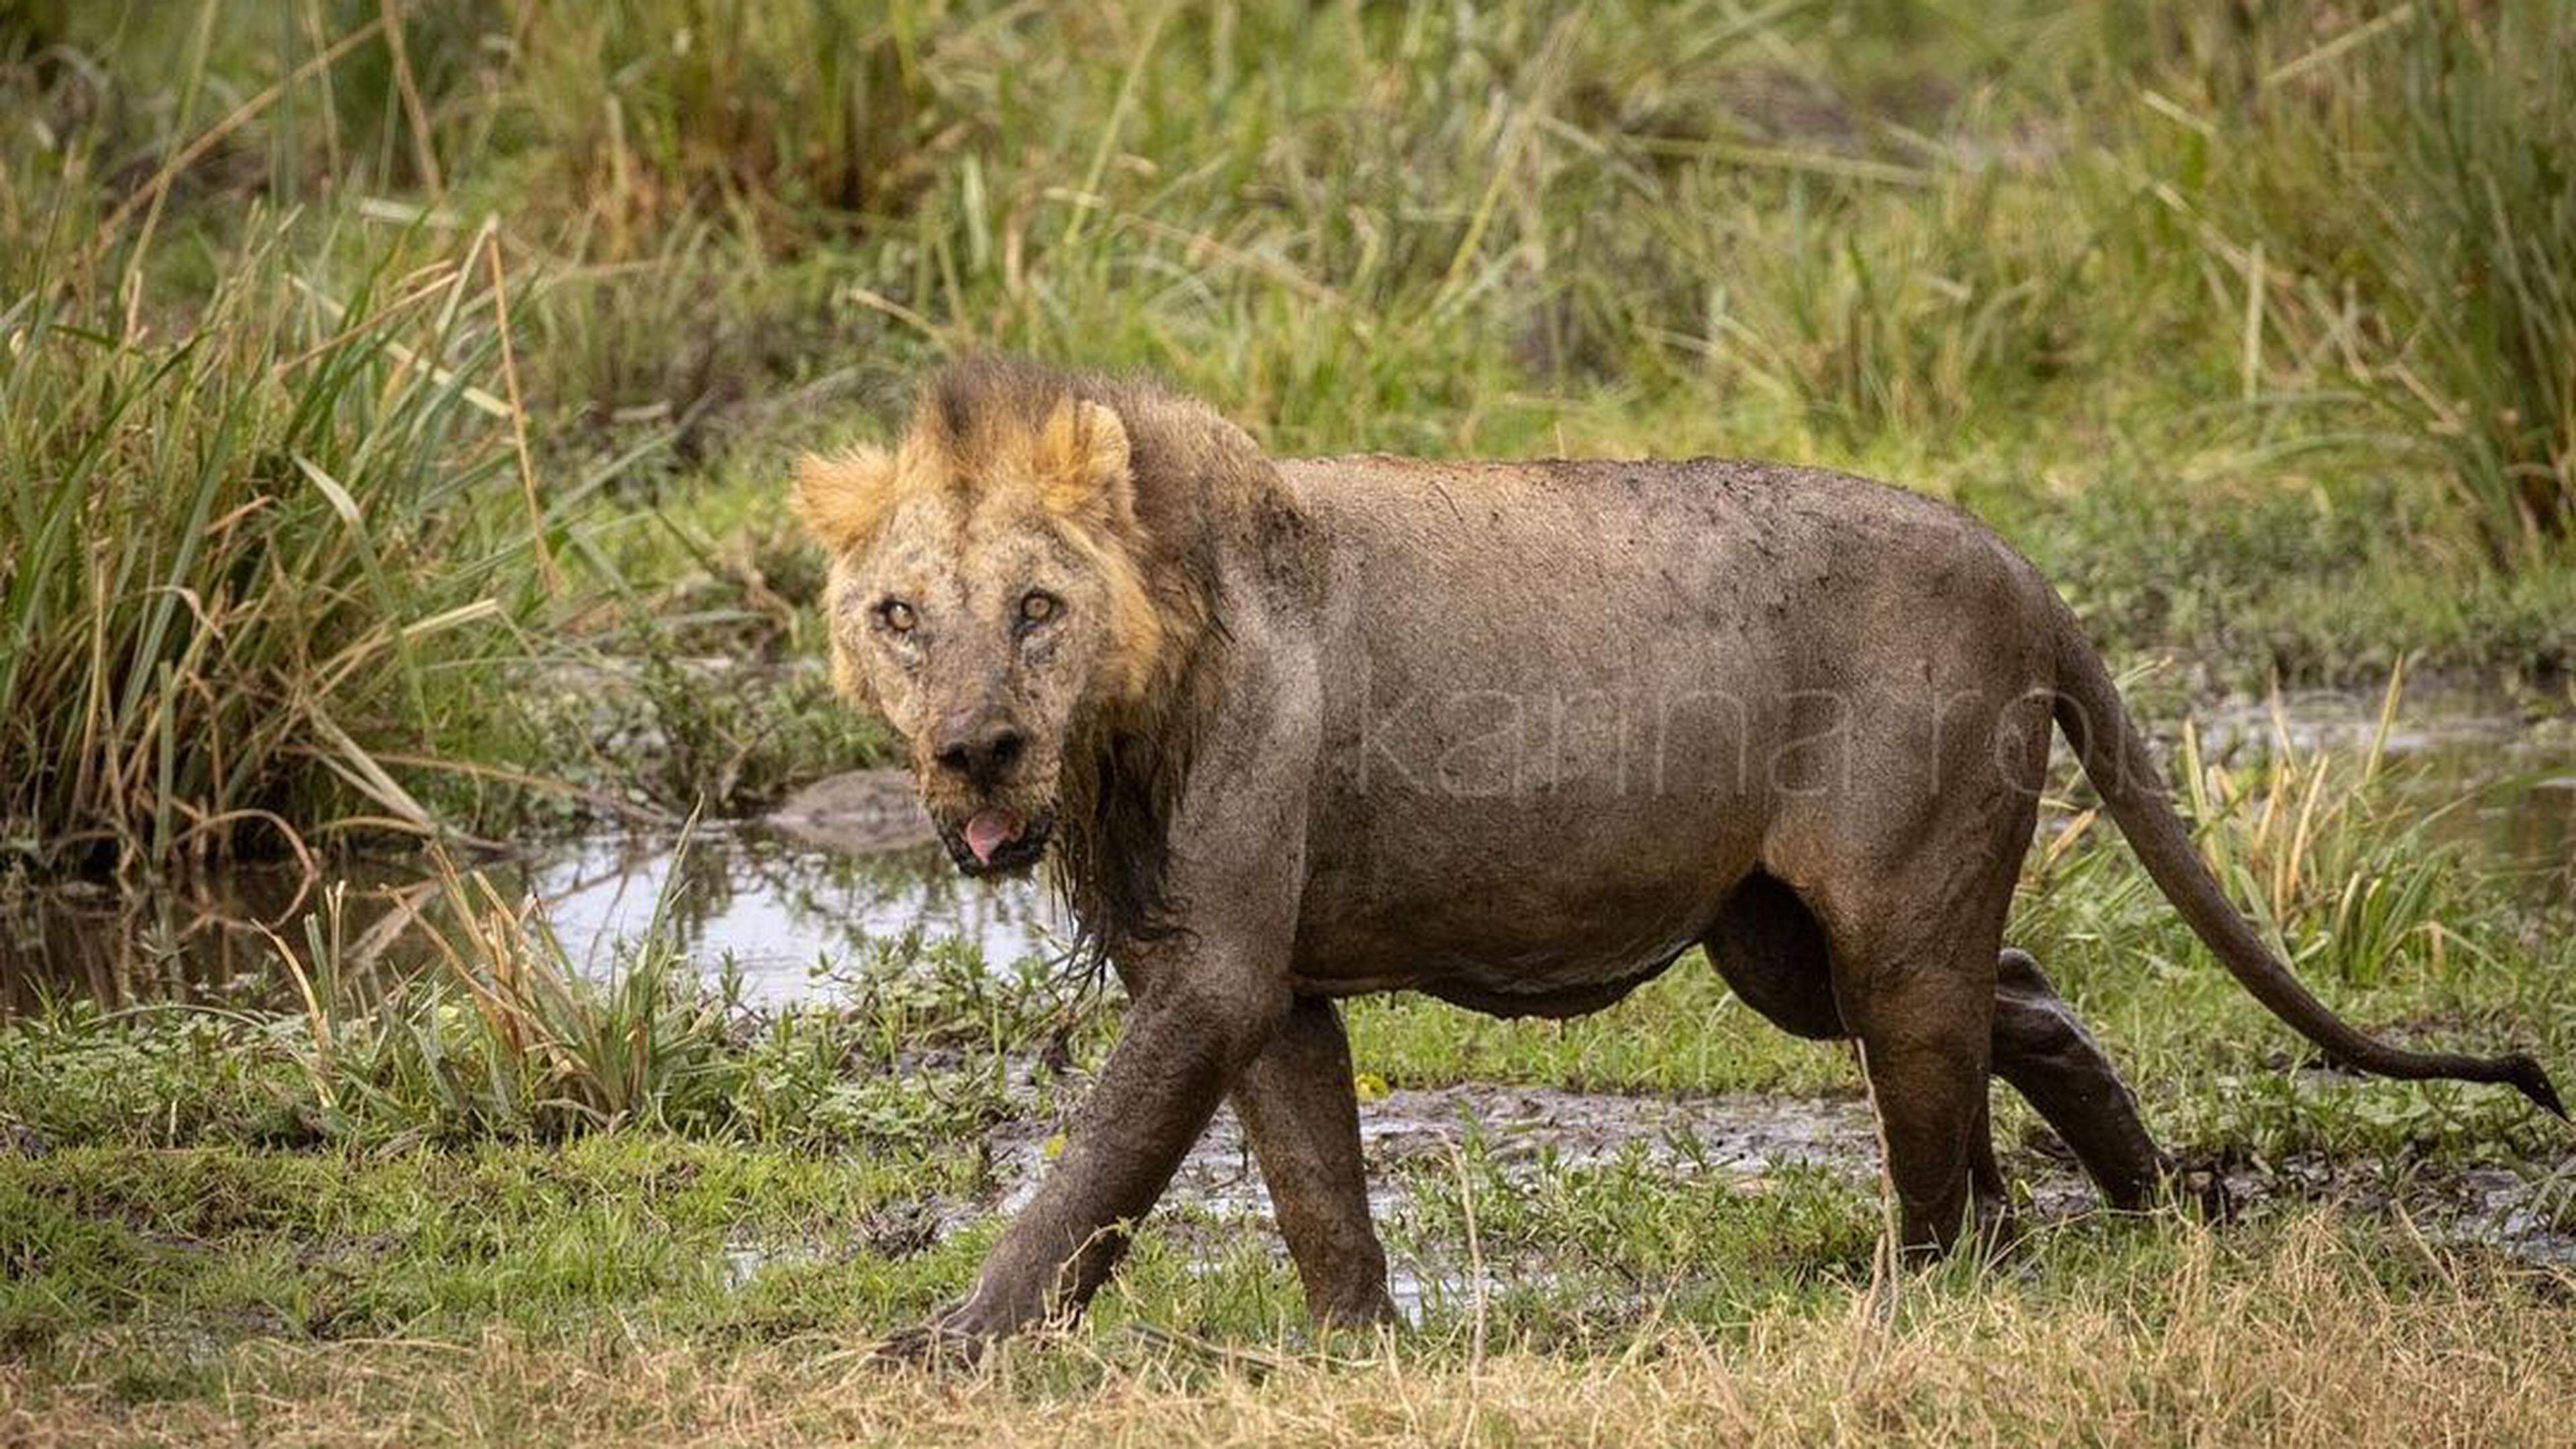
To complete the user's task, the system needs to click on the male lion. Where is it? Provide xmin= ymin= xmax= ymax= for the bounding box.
xmin=793 ymin=357 xmax=2562 ymax=1358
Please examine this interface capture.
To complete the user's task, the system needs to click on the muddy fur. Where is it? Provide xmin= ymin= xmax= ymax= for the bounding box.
xmin=793 ymin=358 xmax=2561 ymax=1362
xmin=796 ymin=359 xmax=1307 ymax=944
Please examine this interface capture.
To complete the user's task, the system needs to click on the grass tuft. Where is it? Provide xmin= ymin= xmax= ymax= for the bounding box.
xmin=0 ymin=215 xmax=557 ymax=873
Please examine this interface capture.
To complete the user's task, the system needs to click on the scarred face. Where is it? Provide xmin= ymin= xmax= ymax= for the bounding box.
xmin=794 ymin=396 xmax=1165 ymax=877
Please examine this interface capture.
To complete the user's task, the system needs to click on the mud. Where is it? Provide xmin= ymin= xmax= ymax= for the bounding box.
xmin=1085 ymin=1083 xmax=2575 ymax=1279
xmin=987 ymin=1083 xmax=1884 ymax=1223
xmin=709 ymin=1076 xmax=2576 ymax=1313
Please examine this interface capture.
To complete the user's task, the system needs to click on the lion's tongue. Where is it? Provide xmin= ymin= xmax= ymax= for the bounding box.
xmin=963 ymin=808 xmax=1022 ymax=864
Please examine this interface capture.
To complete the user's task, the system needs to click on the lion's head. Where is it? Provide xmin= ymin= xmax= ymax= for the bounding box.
xmin=791 ymin=360 xmax=1188 ymax=880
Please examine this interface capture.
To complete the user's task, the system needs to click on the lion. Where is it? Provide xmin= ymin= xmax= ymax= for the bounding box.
xmin=792 ymin=356 xmax=2563 ymax=1359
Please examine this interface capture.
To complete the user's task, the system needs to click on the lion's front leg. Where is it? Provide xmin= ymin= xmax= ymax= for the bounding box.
xmin=879 ymin=955 xmax=1289 ymax=1362
xmin=868 ymin=590 xmax=1324 ymax=1366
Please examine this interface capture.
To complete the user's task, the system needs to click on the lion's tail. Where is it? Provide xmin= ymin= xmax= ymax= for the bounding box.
xmin=2047 ymin=610 xmax=2564 ymax=1118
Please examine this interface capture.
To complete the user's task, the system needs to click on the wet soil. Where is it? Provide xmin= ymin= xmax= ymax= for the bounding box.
xmin=714 ymin=1075 xmax=2576 ymax=1311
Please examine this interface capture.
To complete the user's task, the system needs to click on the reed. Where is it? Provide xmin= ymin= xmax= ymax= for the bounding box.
xmin=0 ymin=213 xmax=565 ymax=873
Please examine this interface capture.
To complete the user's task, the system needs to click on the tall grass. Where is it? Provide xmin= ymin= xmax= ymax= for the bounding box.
xmin=17 ymin=1 xmax=2568 ymax=478
xmin=2127 ymin=1 xmax=2576 ymax=559
xmin=0 ymin=215 xmax=557 ymax=873
xmin=22 ymin=3 xmax=2575 ymax=455
xmin=438 ymin=0 xmax=2575 ymax=547
xmin=5 ymin=0 xmax=2571 ymax=869
xmin=2367 ymin=4 xmax=2575 ymax=556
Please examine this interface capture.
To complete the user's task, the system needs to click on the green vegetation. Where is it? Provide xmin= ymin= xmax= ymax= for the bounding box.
xmin=6 ymin=0 xmax=2575 ymax=870
xmin=11 ymin=1134 xmax=2576 ymax=1446
xmin=0 ymin=219 xmax=539 ymax=873
xmin=4 ymin=721 xmax=2571 ymax=1442
xmin=4 ymin=2 xmax=2574 ymax=1442
xmin=12 ymin=1128 xmax=2576 ymax=1448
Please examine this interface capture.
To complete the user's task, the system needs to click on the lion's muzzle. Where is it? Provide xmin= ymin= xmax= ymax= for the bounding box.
xmin=930 ymin=716 xmax=1028 ymax=792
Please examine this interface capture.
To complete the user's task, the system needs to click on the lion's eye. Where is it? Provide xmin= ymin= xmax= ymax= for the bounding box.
xmin=1018 ymin=591 xmax=1059 ymax=626
xmin=877 ymin=599 xmax=916 ymax=633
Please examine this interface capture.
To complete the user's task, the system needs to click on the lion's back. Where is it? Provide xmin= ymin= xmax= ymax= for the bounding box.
xmin=1276 ymin=452 xmax=2044 ymax=662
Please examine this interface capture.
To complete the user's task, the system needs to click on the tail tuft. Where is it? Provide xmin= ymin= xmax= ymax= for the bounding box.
xmin=2503 ymin=1054 xmax=2567 ymax=1120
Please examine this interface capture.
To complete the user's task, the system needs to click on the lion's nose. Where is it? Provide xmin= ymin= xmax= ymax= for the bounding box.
xmin=932 ymin=720 xmax=1026 ymax=789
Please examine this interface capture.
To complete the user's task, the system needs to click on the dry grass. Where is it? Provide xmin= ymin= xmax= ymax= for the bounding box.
xmin=5 ymin=1217 xmax=2572 ymax=1447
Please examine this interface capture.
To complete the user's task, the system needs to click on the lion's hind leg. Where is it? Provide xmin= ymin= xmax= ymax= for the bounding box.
xmin=1828 ymin=920 xmax=2002 ymax=1258
xmin=1231 ymin=998 xmax=1401 ymax=1328
xmin=1707 ymin=873 xmax=2184 ymax=1225
xmin=1703 ymin=871 xmax=2010 ymax=1251
xmin=1991 ymin=947 xmax=2171 ymax=1210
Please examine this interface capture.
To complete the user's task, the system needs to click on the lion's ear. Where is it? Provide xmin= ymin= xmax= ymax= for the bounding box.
xmin=1034 ymin=400 xmax=1136 ymax=530
xmin=792 ymin=443 xmax=894 ymax=554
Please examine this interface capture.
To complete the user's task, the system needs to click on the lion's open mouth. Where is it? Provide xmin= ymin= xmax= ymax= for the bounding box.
xmin=940 ymin=806 xmax=1055 ymax=877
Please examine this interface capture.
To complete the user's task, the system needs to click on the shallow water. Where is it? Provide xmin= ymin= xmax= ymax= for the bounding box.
xmin=1 ymin=697 xmax=2569 ymax=1014
xmin=2193 ymin=692 xmax=2576 ymax=906
xmin=0 ymin=812 xmax=1060 ymax=1014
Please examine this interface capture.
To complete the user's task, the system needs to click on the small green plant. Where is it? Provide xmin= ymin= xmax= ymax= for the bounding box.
xmin=2169 ymin=673 xmax=2469 ymax=989
xmin=2017 ymin=669 xmax=2491 ymax=992
xmin=0 ymin=841 xmax=1091 ymax=1150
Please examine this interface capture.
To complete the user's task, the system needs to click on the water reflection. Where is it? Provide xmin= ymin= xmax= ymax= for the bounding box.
xmin=529 ymin=831 xmax=1061 ymax=999
xmin=0 ymin=825 xmax=1060 ymax=1014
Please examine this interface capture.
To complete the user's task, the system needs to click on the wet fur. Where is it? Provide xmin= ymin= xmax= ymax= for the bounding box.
xmin=798 ymin=358 xmax=1301 ymax=951
xmin=799 ymin=358 xmax=2560 ymax=1364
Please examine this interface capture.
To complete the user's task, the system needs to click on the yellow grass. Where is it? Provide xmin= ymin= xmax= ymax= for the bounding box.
xmin=7 ymin=1216 xmax=2572 ymax=1448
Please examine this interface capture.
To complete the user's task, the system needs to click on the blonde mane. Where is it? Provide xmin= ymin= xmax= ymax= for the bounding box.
xmin=795 ymin=357 xmax=1299 ymax=953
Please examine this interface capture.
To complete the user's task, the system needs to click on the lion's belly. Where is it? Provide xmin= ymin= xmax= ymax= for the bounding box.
xmin=1287 ymin=813 xmax=1760 ymax=1001
xmin=1285 ymin=918 xmax=1708 ymax=1004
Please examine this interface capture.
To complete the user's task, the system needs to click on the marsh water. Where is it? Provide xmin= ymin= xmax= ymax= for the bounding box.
xmin=3 ymin=694 xmax=2571 ymax=1015
xmin=0 ymin=816 xmax=1061 ymax=1016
